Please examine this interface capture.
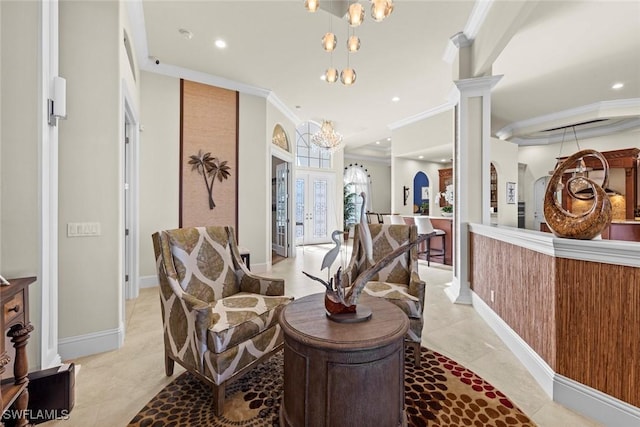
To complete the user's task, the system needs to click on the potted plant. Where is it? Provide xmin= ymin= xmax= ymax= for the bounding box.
xmin=420 ymin=201 xmax=429 ymax=215
xmin=343 ymin=185 xmax=357 ymax=241
xmin=439 ymin=184 xmax=454 ymax=216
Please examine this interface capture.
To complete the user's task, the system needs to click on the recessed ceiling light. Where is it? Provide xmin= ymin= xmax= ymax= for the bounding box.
xmin=441 ymin=159 xmax=448 ymax=162
xmin=387 ymin=137 xmax=391 ymax=141
xmin=375 ymin=141 xmax=380 ymax=145
xmin=612 ymin=82 xmax=624 ymax=90
xmin=391 ymin=96 xmax=400 ymax=102
xmin=214 ymin=39 xmax=227 ymax=49
xmin=320 ymin=74 xmax=327 ymax=81
xmin=178 ymin=28 xmax=193 ymax=40
xmin=418 ymin=155 xmax=424 ymax=159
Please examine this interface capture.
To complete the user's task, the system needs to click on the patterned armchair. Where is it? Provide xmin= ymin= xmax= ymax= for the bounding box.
xmin=152 ymin=226 xmax=293 ymax=416
xmin=342 ymin=224 xmax=425 ymax=366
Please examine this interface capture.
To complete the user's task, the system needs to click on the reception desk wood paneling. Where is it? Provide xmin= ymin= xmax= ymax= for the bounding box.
xmin=402 ymin=216 xmax=453 ymax=266
xmin=469 ymin=224 xmax=640 ymax=424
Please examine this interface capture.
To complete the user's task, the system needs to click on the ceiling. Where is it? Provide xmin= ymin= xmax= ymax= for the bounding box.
xmin=136 ymin=1 xmax=640 ymax=162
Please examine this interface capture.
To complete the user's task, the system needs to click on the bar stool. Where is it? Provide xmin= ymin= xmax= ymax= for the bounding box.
xmin=414 ymin=217 xmax=445 ymax=266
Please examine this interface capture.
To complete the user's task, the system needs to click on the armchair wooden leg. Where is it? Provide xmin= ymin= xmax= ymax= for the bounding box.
xmin=411 ymin=342 xmax=421 ymax=367
xmin=212 ymin=382 xmax=225 ymax=417
xmin=165 ymin=353 xmax=175 ymax=376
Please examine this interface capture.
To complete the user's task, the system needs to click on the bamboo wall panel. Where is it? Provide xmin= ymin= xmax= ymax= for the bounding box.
xmin=470 ymin=234 xmax=557 ymax=368
xmin=471 ymin=232 xmax=640 ymax=408
xmin=556 ymin=258 xmax=640 ymax=407
xmin=180 ymin=80 xmax=238 ymax=231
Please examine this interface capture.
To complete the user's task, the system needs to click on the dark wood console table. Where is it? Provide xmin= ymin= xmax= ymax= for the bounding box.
xmin=279 ymin=293 xmax=409 ymax=427
xmin=1 ymin=277 xmax=35 ymax=427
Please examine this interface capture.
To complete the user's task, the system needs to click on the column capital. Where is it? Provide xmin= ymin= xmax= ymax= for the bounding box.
xmin=454 ymin=75 xmax=503 ymax=98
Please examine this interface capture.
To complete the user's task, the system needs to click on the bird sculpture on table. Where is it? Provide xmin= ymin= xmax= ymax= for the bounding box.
xmin=303 ymin=192 xmax=428 ymax=320
xmin=321 ymin=230 xmax=343 ymax=282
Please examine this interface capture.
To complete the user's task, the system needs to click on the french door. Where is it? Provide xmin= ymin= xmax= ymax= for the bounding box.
xmin=295 ymin=172 xmax=337 ymax=245
xmin=273 ymin=162 xmax=289 ymax=257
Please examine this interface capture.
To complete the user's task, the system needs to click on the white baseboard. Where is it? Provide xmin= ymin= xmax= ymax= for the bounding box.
xmin=58 ymin=322 xmax=124 ymax=360
xmin=471 ymin=292 xmax=554 ymax=396
xmin=554 ymin=374 xmax=640 ymax=427
xmin=251 ymin=262 xmax=268 ymax=273
xmin=139 ymin=275 xmax=158 ymax=288
xmin=471 ymin=291 xmax=640 ymax=426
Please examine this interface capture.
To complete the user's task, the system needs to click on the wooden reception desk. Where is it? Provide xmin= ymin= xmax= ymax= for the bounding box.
xmin=468 ymin=224 xmax=639 ymax=426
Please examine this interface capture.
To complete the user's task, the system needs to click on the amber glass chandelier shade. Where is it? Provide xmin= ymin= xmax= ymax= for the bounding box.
xmin=347 ymin=2 xmax=365 ymax=27
xmin=325 ymin=67 xmax=338 ymax=83
xmin=371 ymin=0 xmax=394 ymax=22
xmin=341 ymin=68 xmax=357 ymax=85
xmin=321 ymin=32 xmax=337 ymax=52
xmin=304 ymin=0 xmax=319 ymax=12
xmin=347 ymin=35 xmax=361 ymax=52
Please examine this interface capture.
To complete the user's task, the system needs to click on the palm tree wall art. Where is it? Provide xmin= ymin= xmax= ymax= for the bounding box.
xmin=188 ymin=149 xmax=231 ymax=209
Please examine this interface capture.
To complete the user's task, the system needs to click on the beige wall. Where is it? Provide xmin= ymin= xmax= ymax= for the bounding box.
xmin=491 ymin=137 xmax=519 ymax=227
xmin=0 ymin=0 xmax=41 ymax=366
xmin=518 ymin=129 xmax=640 ymax=229
xmin=138 ymin=72 xmax=180 ymax=278
xmin=391 ymin=158 xmax=445 ymax=216
xmin=391 ymin=109 xmax=455 ymax=214
xmin=343 ymin=160 xmax=391 ymax=214
xmin=238 ymin=93 xmax=269 ymax=269
xmin=58 ymin=1 xmax=123 ymax=340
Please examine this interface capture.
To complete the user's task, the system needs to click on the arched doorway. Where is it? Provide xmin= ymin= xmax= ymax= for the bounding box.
xmin=413 ymin=172 xmax=429 ymax=214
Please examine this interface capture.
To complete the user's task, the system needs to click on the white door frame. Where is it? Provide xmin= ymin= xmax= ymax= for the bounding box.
xmin=39 ymin=0 xmax=62 ymax=369
xmin=533 ymin=176 xmax=550 ymax=231
xmin=122 ymin=85 xmax=140 ymax=302
xmin=273 ymin=161 xmax=289 ymax=257
xmin=271 ymin=146 xmax=293 ymax=257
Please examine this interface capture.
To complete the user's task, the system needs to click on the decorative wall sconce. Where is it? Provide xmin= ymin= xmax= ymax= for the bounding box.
xmin=403 ymin=186 xmax=410 ymax=206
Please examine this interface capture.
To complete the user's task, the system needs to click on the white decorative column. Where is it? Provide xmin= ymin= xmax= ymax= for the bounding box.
xmin=446 ymin=75 xmax=501 ymax=305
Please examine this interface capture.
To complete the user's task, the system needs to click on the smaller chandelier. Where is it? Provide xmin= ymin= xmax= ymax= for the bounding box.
xmin=311 ymin=120 xmax=344 ymax=153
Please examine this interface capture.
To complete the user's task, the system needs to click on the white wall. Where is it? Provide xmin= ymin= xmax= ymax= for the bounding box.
xmin=391 ymin=159 xmax=447 ymax=216
xmin=58 ymin=1 xmax=124 ymax=350
xmin=0 ymin=0 xmax=42 ymax=367
xmin=518 ymin=129 xmax=640 ymax=229
xmin=138 ymin=72 xmax=180 ymax=278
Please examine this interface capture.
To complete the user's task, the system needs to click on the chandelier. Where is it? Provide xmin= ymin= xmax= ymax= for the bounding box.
xmin=305 ymin=0 xmax=395 ymax=86
xmin=311 ymin=120 xmax=344 ymax=153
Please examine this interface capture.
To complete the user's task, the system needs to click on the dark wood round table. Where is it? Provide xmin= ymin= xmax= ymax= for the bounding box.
xmin=279 ymin=292 xmax=409 ymax=427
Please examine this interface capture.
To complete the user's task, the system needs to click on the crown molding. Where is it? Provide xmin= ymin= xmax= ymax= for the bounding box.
xmin=496 ymin=98 xmax=640 ymax=142
xmin=267 ymin=93 xmax=302 ymax=127
xmin=509 ymin=117 xmax=640 ymax=146
xmin=443 ymin=0 xmax=495 ymax=63
xmin=388 ymin=101 xmax=456 ymax=130
xmin=343 ymin=153 xmax=391 ymax=165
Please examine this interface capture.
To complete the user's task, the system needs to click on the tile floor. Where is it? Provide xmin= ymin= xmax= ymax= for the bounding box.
xmin=44 ymin=243 xmax=601 ymax=427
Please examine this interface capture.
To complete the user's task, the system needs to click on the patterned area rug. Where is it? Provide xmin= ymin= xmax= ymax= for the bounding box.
xmin=129 ymin=348 xmax=536 ymax=426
